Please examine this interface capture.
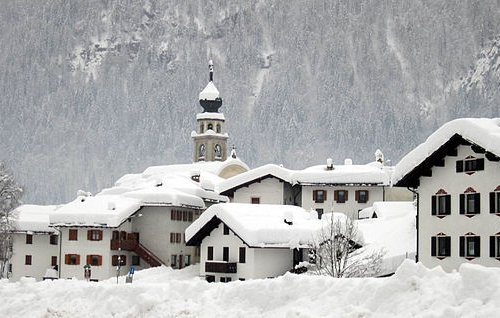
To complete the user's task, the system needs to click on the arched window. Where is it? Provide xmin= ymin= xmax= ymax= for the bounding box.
xmin=207 ymin=123 xmax=213 ymax=131
xmin=199 ymin=124 xmax=204 ymax=133
xmin=216 ymin=124 xmax=221 ymax=133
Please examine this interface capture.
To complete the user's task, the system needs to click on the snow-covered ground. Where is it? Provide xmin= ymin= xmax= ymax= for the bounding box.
xmin=1 ymin=260 xmax=499 ymax=317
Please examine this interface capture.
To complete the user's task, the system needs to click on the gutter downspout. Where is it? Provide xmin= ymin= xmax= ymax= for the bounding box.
xmin=56 ymin=227 xmax=62 ymax=279
xmin=407 ymin=187 xmax=418 ymax=263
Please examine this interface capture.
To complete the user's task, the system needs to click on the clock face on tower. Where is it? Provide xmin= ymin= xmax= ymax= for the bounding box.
xmin=199 ymin=144 xmax=206 ymax=158
xmin=214 ymin=144 xmax=222 ymax=158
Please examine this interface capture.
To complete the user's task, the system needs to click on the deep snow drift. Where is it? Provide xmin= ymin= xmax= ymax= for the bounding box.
xmin=1 ymin=260 xmax=499 ymax=317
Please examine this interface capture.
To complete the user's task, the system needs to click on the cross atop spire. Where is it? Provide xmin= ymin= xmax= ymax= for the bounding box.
xmin=209 ymin=60 xmax=214 ymax=82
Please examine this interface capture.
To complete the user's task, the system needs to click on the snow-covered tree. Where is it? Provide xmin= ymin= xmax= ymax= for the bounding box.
xmin=311 ymin=213 xmax=384 ymax=278
xmin=0 ymin=162 xmax=23 ymax=278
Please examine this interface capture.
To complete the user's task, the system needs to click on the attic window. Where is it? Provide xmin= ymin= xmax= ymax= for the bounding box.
xmin=456 ymin=157 xmax=484 ymax=174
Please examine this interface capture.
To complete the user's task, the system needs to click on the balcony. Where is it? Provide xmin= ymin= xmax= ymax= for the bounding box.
xmin=205 ymin=261 xmax=237 ymax=273
xmin=110 ymin=231 xmax=139 ymax=251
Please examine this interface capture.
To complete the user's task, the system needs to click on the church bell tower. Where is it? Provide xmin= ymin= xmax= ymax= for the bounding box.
xmin=192 ymin=60 xmax=229 ymax=162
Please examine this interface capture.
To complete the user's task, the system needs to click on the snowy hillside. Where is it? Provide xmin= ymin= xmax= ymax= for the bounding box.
xmin=1 ymin=261 xmax=500 ymax=317
xmin=0 ymin=0 xmax=500 ymax=204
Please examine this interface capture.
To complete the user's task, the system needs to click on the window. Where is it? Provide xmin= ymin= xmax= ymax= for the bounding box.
xmin=51 ymin=256 xmax=57 ymax=267
xmin=206 ymin=275 xmax=215 ymax=283
xmin=87 ymin=230 xmax=103 ymax=241
xmin=184 ymin=255 xmax=191 ymax=266
xmin=170 ymin=232 xmax=182 ymax=243
xmin=251 ymin=197 xmax=260 ymax=204
xmin=220 ymin=277 xmax=232 ymax=283
xmin=182 ymin=211 xmax=187 ymax=222
xmin=132 ymin=255 xmax=141 ymax=266
xmin=171 ymin=254 xmax=177 ymax=268
xmin=50 ymin=235 xmax=58 ymax=245
xmin=223 ymin=224 xmax=230 ymax=235
xmin=112 ymin=255 xmax=126 ymax=266
xmin=460 ymin=234 xmax=480 ymax=258
xmin=200 ymin=124 xmax=204 ymax=133
xmin=86 ymin=255 xmax=102 ymax=266
xmin=432 ymin=194 xmax=451 ymax=216
xmin=69 ymin=229 xmax=78 ymax=241
xmin=207 ymin=123 xmax=213 ymax=131
xmin=65 ymin=254 xmax=80 ymax=265
xmin=490 ymin=191 xmax=500 ymax=214
xmin=460 ymin=193 xmax=480 ymax=215
xmin=490 ymin=235 xmax=500 ymax=258
xmin=456 ymin=158 xmax=484 ymax=173
xmin=334 ymin=190 xmax=348 ymax=203
xmin=170 ymin=210 xmax=175 ymax=220
xmin=313 ymin=190 xmax=327 ymax=203
xmin=207 ymin=246 xmax=214 ymax=261
xmin=239 ymin=247 xmax=246 ymax=263
xmin=239 ymin=278 xmax=246 ymax=281
xmin=25 ymin=255 xmax=32 ymax=265
xmin=112 ymin=231 xmax=119 ymax=240
xmin=431 ymin=235 xmax=451 ymax=258
xmin=316 ymin=209 xmax=324 ymax=220
xmin=355 ymin=190 xmax=369 ymax=204
xmin=188 ymin=211 xmax=193 ymax=222
xmin=223 ymin=247 xmax=229 ymax=262
xmin=216 ymin=124 xmax=221 ymax=133
xmin=26 ymin=234 xmax=33 ymax=244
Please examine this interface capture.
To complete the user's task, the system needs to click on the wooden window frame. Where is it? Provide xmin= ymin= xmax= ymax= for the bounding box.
xmin=355 ymin=190 xmax=369 ymax=204
xmin=207 ymin=246 xmax=214 ymax=261
xmin=87 ymin=230 xmax=103 ymax=241
xmin=65 ymin=254 xmax=80 ymax=265
xmin=50 ymin=234 xmax=58 ymax=245
xmin=490 ymin=191 xmax=500 ymax=214
xmin=223 ymin=247 xmax=229 ymax=262
xmin=68 ymin=229 xmax=78 ymax=241
xmin=460 ymin=234 xmax=481 ymax=259
xmin=25 ymin=255 xmax=32 ymax=265
xmin=251 ymin=197 xmax=260 ymax=204
xmin=239 ymin=247 xmax=246 ymax=263
xmin=432 ymin=194 xmax=451 ymax=217
xmin=26 ymin=234 xmax=33 ymax=245
xmin=313 ymin=190 xmax=327 ymax=203
xmin=431 ymin=235 xmax=451 ymax=259
xmin=87 ymin=254 xmax=103 ymax=266
xmin=51 ymin=256 xmax=57 ymax=267
xmin=334 ymin=190 xmax=348 ymax=203
xmin=460 ymin=193 xmax=481 ymax=216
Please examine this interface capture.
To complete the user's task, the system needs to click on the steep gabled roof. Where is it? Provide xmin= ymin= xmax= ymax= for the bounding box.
xmin=185 ymin=203 xmax=322 ymax=248
xmin=393 ymin=118 xmax=500 ymax=187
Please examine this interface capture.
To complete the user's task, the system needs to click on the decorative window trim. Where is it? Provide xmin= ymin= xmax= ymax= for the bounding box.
xmin=460 ymin=191 xmax=481 ymax=216
xmin=355 ymin=190 xmax=369 ymax=204
xmin=334 ymin=190 xmax=348 ymax=203
xmin=459 ymin=233 xmax=480 ymax=260
xmin=432 ymin=192 xmax=451 ymax=218
xmin=490 ymin=190 xmax=500 ymax=215
xmin=431 ymin=233 xmax=451 ymax=259
xmin=313 ymin=190 xmax=327 ymax=203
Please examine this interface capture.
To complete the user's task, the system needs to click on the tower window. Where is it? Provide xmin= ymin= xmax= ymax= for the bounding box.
xmin=207 ymin=123 xmax=213 ymax=131
xmin=200 ymin=124 xmax=204 ymax=133
xmin=216 ymin=124 xmax=221 ymax=133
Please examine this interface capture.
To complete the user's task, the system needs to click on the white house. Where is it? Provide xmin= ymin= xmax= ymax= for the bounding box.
xmin=185 ymin=203 xmax=322 ymax=282
xmin=218 ymin=156 xmax=411 ymax=219
xmin=393 ymin=118 xmax=500 ymax=272
xmin=10 ymin=205 xmax=60 ymax=281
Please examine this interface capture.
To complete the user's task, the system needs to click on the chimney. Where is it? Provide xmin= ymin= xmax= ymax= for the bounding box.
xmin=326 ymin=158 xmax=334 ymax=170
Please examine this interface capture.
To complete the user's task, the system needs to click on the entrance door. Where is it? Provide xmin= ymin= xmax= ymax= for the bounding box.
xmin=178 ymin=254 xmax=183 ymax=269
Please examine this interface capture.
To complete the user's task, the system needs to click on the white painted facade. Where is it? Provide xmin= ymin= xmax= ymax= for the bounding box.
xmin=10 ymin=232 xmax=59 ymax=281
xmin=131 ymin=206 xmax=201 ymax=268
xmin=231 ymin=177 xmax=295 ymax=205
xmin=417 ymin=144 xmax=500 ymax=272
xmin=200 ymin=222 xmax=294 ymax=281
xmin=301 ymin=185 xmax=385 ymax=219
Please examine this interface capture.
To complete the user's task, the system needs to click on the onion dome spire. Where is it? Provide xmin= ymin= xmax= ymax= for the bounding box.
xmin=199 ymin=60 xmax=222 ymax=113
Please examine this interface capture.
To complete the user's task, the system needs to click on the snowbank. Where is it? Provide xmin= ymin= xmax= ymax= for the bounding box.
xmin=2 ymin=260 xmax=500 ymax=317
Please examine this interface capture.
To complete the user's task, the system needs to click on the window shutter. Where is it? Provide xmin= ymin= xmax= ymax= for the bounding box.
xmin=312 ymin=190 xmax=317 ymax=201
xmin=456 ymin=160 xmax=463 ymax=172
xmin=345 ymin=191 xmax=348 ymax=202
xmin=323 ymin=191 xmax=327 ymax=201
xmin=239 ymin=247 xmax=246 ymax=263
xmin=355 ymin=191 xmax=359 ymax=202
xmin=65 ymin=254 xmax=70 ymax=265
xmin=87 ymin=255 xmax=91 ymax=265
xmin=76 ymin=255 xmax=80 ymax=265
xmin=476 ymin=238 xmax=481 ymax=257
xmin=98 ymin=255 xmax=103 ymax=266
xmin=459 ymin=237 xmax=465 ymax=257
xmin=476 ymin=158 xmax=484 ymax=171
xmin=334 ymin=191 xmax=338 ymax=201
xmin=444 ymin=237 xmax=451 ymax=256
xmin=431 ymin=237 xmax=436 ymax=256
xmin=431 ymin=196 xmax=437 ymax=215
xmin=490 ymin=192 xmax=496 ymax=213
xmin=490 ymin=236 xmax=496 ymax=257
xmin=474 ymin=193 xmax=481 ymax=214
xmin=459 ymin=194 xmax=465 ymax=214
xmin=365 ymin=191 xmax=369 ymax=202
xmin=445 ymin=195 xmax=451 ymax=214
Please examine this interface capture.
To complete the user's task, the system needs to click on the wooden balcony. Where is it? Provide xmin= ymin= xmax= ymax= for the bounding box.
xmin=205 ymin=261 xmax=237 ymax=273
xmin=110 ymin=232 xmax=139 ymax=251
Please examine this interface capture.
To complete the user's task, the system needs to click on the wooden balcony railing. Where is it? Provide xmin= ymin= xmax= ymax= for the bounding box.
xmin=205 ymin=261 xmax=237 ymax=273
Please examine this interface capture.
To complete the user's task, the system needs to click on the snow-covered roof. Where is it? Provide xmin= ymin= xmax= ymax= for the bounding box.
xmin=218 ymin=162 xmax=390 ymax=195
xmin=186 ymin=203 xmax=323 ymax=248
xmin=393 ymin=118 xmax=500 ymax=186
xmin=356 ymin=201 xmax=416 ymax=275
xmin=199 ymin=81 xmax=220 ymax=100
xmin=123 ymin=187 xmax=204 ymax=208
xmin=12 ymin=205 xmax=59 ymax=233
xmin=50 ymin=195 xmax=141 ymax=228
xmin=196 ymin=112 xmax=225 ymax=121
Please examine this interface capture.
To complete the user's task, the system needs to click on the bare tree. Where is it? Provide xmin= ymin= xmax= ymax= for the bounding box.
xmin=0 ymin=162 xmax=23 ymax=278
xmin=311 ymin=213 xmax=384 ymax=278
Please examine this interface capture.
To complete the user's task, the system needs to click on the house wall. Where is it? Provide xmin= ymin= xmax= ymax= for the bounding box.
xmin=59 ymin=223 xmax=135 ymax=281
xmin=301 ymin=186 xmax=385 ymax=219
xmin=232 ymin=177 xmax=285 ymax=204
xmin=418 ymin=144 xmax=500 ymax=272
xmin=131 ymin=206 xmax=200 ymax=268
xmin=200 ymin=222 xmax=294 ymax=281
xmin=10 ymin=232 xmax=59 ymax=281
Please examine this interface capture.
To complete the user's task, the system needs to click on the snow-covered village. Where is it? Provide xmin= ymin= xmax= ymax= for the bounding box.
xmin=1 ymin=1 xmax=500 ymax=317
